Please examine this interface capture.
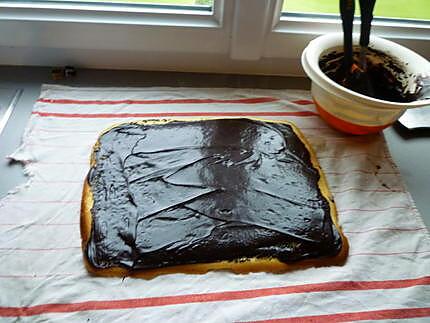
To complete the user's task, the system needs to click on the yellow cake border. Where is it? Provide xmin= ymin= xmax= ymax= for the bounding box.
xmin=80 ymin=118 xmax=349 ymax=279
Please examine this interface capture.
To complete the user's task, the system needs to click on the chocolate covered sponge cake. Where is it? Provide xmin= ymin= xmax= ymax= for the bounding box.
xmin=81 ymin=118 xmax=348 ymax=277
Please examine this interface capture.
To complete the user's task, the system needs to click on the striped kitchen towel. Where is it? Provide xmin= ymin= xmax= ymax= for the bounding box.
xmin=0 ymin=84 xmax=428 ymax=322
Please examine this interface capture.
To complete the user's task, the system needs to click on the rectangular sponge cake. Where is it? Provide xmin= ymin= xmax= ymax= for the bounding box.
xmin=81 ymin=118 xmax=348 ymax=278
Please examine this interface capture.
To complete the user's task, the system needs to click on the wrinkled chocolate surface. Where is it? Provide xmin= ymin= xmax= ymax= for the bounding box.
xmin=84 ymin=119 xmax=342 ymax=270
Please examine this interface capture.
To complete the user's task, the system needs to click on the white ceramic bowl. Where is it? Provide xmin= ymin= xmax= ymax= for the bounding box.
xmin=301 ymin=33 xmax=430 ymax=134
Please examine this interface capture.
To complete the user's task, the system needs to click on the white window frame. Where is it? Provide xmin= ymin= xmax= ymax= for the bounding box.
xmin=262 ymin=0 xmax=430 ymax=73
xmin=0 ymin=0 xmax=428 ymax=75
xmin=0 ymin=0 xmax=234 ymax=71
xmin=0 ymin=0 xmax=224 ymax=27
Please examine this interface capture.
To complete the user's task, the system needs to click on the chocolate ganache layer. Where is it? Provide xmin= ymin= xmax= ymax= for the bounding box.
xmin=84 ymin=119 xmax=343 ymax=271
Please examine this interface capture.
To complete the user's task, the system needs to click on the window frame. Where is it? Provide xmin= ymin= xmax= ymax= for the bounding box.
xmin=265 ymin=0 xmax=430 ymax=63
xmin=0 ymin=0 xmax=231 ymax=55
xmin=0 ymin=0 xmax=428 ymax=75
xmin=0 ymin=0 xmax=224 ymax=27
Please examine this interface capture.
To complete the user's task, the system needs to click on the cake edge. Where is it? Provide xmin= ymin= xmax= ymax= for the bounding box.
xmin=80 ymin=118 xmax=349 ymax=279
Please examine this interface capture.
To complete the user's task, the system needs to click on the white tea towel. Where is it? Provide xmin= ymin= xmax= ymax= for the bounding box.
xmin=0 ymin=85 xmax=429 ymax=322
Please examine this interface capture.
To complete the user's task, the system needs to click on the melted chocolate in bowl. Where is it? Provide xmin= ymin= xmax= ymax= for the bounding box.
xmin=85 ymin=119 xmax=342 ymax=270
xmin=319 ymin=48 xmax=427 ymax=103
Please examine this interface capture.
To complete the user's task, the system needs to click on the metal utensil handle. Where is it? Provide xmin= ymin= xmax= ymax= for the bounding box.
xmin=340 ymin=0 xmax=355 ymax=70
xmin=359 ymin=0 xmax=377 ymax=47
xmin=0 ymin=89 xmax=23 ymax=136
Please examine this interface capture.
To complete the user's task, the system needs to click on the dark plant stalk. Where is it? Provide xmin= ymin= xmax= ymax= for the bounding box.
xmin=340 ymin=0 xmax=355 ymax=75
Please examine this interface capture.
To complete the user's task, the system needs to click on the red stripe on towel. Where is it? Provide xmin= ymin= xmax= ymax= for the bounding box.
xmin=339 ymin=206 xmax=415 ymax=213
xmin=349 ymin=251 xmax=430 ymax=257
xmin=344 ymin=227 xmax=427 ymax=234
xmin=31 ymin=111 xmax=318 ymax=118
xmin=0 ymin=223 xmax=78 ymax=227
xmin=0 ymin=247 xmax=80 ymax=251
xmin=332 ymin=188 xmax=404 ymax=194
xmin=325 ymin=170 xmax=399 ymax=176
xmin=36 ymin=97 xmax=280 ymax=105
xmin=291 ymin=100 xmax=314 ymax=105
xmin=0 ymin=276 xmax=428 ymax=317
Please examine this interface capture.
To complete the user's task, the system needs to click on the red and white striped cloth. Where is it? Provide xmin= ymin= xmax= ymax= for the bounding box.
xmin=0 ymin=84 xmax=429 ymax=322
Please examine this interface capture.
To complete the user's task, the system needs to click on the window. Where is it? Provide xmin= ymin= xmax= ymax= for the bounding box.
xmin=0 ymin=0 xmax=229 ymax=71
xmin=18 ymin=0 xmax=215 ymax=13
xmin=0 ymin=0 xmax=220 ymax=25
xmin=282 ymin=0 xmax=430 ymax=21
xmin=0 ymin=0 xmax=428 ymax=75
xmin=36 ymin=0 xmax=212 ymax=5
xmin=267 ymin=0 xmax=430 ymax=75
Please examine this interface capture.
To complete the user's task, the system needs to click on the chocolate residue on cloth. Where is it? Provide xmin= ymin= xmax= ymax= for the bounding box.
xmin=319 ymin=47 xmax=428 ymax=102
xmin=84 ymin=119 xmax=342 ymax=270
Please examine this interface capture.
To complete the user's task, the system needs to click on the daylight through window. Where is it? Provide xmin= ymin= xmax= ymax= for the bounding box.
xmin=25 ymin=0 xmax=213 ymax=7
xmin=283 ymin=0 xmax=430 ymax=20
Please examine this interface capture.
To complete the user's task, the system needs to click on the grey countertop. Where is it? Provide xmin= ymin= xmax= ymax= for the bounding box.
xmin=0 ymin=66 xmax=429 ymax=228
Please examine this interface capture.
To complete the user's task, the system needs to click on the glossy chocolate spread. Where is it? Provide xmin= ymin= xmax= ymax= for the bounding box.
xmin=84 ymin=119 xmax=342 ymax=270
